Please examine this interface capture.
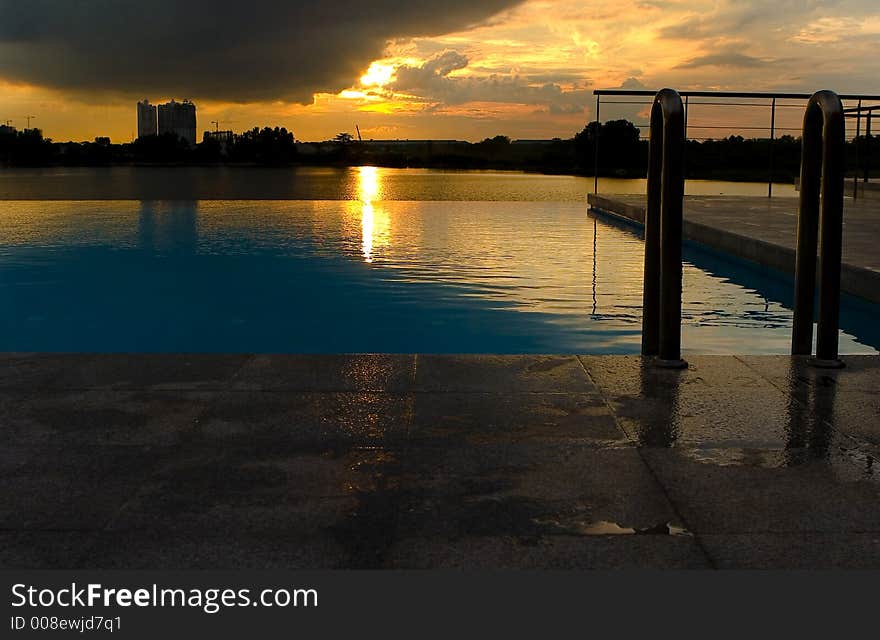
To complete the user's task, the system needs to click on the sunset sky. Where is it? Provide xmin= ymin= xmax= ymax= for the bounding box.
xmin=1 ymin=0 xmax=878 ymax=143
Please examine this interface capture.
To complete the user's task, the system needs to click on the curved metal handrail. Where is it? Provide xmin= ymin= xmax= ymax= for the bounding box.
xmin=642 ymin=88 xmax=687 ymax=368
xmin=792 ymin=90 xmax=845 ymax=368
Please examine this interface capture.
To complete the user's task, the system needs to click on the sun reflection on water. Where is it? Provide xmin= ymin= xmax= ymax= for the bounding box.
xmin=357 ymin=166 xmax=390 ymax=263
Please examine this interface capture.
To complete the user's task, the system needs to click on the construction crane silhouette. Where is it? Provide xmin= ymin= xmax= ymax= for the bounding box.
xmin=23 ymin=115 xmax=36 ymax=129
xmin=356 ymin=125 xmax=362 ymax=142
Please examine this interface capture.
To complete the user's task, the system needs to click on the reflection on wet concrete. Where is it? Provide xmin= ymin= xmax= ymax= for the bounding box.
xmin=2 ymin=353 xmax=879 ymax=569
xmin=632 ymin=360 xmax=684 ymax=447
xmin=783 ymin=360 xmax=835 ymax=466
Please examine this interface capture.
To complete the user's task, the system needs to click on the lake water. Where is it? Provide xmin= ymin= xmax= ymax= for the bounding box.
xmin=0 ymin=166 xmax=796 ymax=201
xmin=0 ymin=166 xmax=873 ymax=354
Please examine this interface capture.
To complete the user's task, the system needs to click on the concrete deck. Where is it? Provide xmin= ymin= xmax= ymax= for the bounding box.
xmin=587 ymin=194 xmax=880 ymax=303
xmin=2 ymin=353 xmax=879 ymax=570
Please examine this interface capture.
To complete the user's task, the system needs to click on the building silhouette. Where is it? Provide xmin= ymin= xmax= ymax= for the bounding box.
xmin=157 ymin=100 xmax=197 ymax=146
xmin=137 ymin=100 xmax=157 ymax=138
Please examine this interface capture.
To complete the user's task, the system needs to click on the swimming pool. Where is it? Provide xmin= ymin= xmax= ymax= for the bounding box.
xmin=0 ymin=196 xmax=875 ymax=354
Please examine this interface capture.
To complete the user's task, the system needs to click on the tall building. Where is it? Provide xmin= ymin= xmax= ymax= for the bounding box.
xmin=157 ymin=99 xmax=197 ymax=146
xmin=137 ymin=100 xmax=157 ymax=138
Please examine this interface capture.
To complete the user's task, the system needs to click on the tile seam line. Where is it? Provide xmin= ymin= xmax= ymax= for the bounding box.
xmin=225 ymin=353 xmax=260 ymax=387
xmin=574 ymin=355 xmax=718 ymax=569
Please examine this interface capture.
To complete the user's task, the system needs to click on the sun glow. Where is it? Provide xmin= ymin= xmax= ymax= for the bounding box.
xmin=359 ymin=165 xmax=380 ymax=204
xmin=357 ymin=166 xmax=390 ymax=263
xmin=360 ymin=62 xmax=396 ymax=87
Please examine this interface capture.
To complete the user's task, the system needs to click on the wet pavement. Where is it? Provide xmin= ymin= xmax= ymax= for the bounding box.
xmin=1 ymin=353 xmax=879 ymax=569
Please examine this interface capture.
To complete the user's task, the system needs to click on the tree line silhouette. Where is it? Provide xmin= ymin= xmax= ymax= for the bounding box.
xmin=1 ymin=120 xmax=876 ymax=183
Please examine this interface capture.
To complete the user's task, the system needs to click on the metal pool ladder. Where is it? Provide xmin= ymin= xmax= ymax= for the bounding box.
xmin=641 ymin=88 xmax=687 ymax=369
xmin=792 ymin=90 xmax=846 ymax=368
xmin=637 ymin=88 xmax=846 ymax=369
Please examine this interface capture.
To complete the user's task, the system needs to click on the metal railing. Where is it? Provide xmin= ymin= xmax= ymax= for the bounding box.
xmin=592 ymin=89 xmax=880 ymax=197
xmin=792 ymin=90 xmax=846 ymax=368
xmin=641 ymin=89 xmax=687 ymax=368
xmin=845 ymin=103 xmax=878 ymax=197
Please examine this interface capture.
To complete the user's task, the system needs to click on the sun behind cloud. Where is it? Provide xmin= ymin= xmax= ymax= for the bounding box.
xmin=361 ymin=63 xmax=397 ymax=88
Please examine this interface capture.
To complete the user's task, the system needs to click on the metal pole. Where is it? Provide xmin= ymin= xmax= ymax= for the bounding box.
xmin=792 ymin=100 xmax=822 ymax=355
xmin=657 ymin=94 xmax=685 ymax=367
xmin=642 ymin=89 xmax=686 ymax=368
xmin=854 ymin=99 xmax=862 ymax=199
xmin=816 ymin=97 xmax=845 ymax=365
xmin=792 ymin=90 xmax=845 ymax=367
xmin=594 ymin=95 xmax=601 ymax=194
xmin=642 ymin=104 xmax=662 ymax=356
xmin=768 ymin=98 xmax=776 ymax=198
xmin=864 ymin=113 xmax=872 ymax=184
xmin=683 ymin=95 xmax=689 ymax=177
xmin=684 ymin=95 xmax=689 ymax=132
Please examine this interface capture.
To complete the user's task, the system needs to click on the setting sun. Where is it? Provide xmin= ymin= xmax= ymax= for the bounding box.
xmin=360 ymin=62 xmax=396 ymax=88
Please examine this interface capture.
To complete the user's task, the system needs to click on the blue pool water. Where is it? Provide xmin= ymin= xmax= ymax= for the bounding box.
xmin=0 ymin=194 xmax=877 ymax=354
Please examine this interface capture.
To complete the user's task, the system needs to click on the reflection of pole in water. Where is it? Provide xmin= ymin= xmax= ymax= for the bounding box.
xmin=592 ymin=216 xmax=598 ymax=316
xmin=362 ymin=202 xmax=374 ymax=263
xmin=138 ymin=201 xmax=156 ymax=252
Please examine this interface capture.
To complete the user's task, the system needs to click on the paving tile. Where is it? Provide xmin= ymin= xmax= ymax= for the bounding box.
xmin=192 ymin=391 xmax=412 ymax=446
xmin=701 ymin=533 xmax=880 ymax=569
xmin=0 ymin=444 xmax=40 ymax=475
xmin=414 ymin=355 xmax=594 ymax=393
xmin=78 ymin=532 xmax=348 ymax=570
xmin=737 ymin=356 xmax=880 ymax=448
xmin=410 ymin=392 xmax=625 ymax=445
xmin=76 ymin=354 xmax=251 ymax=390
xmin=0 ymin=353 xmax=250 ymax=391
xmin=315 ymin=392 xmax=414 ymax=445
xmin=0 ymin=532 xmax=97 ymax=569
xmin=384 ymin=535 xmax=710 ymax=569
xmin=612 ymin=388 xmax=813 ymax=449
xmin=0 ymin=390 xmax=215 ymax=446
xmin=1 ymin=354 xmax=878 ymax=570
xmin=106 ymin=445 xmax=362 ymax=536
xmin=0 ymin=445 xmax=157 ymax=530
xmin=0 ymin=353 xmax=98 ymax=390
xmin=383 ymin=446 xmax=680 ymax=538
xmin=581 ymin=355 xmax=768 ymax=395
xmin=231 ymin=354 xmax=415 ymax=391
xmin=110 ymin=493 xmax=359 ymax=539
xmin=581 ymin=354 xmax=820 ymax=449
xmin=642 ymin=447 xmax=880 ymax=534
xmin=813 ymin=391 xmax=880 ymax=448
xmin=132 ymin=443 xmax=402 ymax=498
xmin=738 ymin=355 xmax=880 ymax=393
xmin=189 ymin=391 xmax=318 ymax=443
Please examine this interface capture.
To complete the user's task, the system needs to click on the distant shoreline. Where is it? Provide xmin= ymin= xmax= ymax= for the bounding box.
xmin=0 ymin=162 xmax=797 ymax=185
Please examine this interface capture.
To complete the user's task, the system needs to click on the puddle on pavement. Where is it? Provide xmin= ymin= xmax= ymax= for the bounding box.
xmin=679 ymin=445 xmax=878 ymax=481
xmin=534 ymin=517 xmax=691 ymax=537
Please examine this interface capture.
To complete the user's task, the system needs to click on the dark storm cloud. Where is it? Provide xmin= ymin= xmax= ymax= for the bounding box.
xmin=0 ymin=0 xmax=522 ymax=102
